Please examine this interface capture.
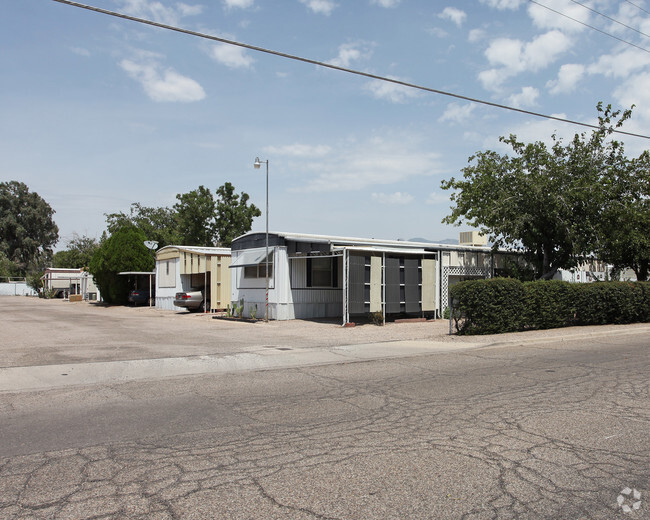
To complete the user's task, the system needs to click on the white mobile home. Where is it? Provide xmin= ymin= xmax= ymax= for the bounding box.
xmin=230 ymin=232 xmax=504 ymax=324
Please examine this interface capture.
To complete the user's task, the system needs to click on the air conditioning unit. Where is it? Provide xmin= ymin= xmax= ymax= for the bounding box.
xmin=459 ymin=231 xmax=487 ymax=247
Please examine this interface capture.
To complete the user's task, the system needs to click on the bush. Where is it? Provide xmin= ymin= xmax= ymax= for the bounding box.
xmin=574 ymin=282 xmax=647 ymax=325
xmin=449 ymin=278 xmax=525 ymax=335
xmin=523 ymin=280 xmax=576 ymax=330
xmin=450 ymin=278 xmax=650 ymax=335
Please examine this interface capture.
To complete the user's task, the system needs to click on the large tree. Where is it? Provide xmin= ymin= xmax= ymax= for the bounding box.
xmin=88 ymin=226 xmax=153 ymax=304
xmin=0 ymin=181 xmax=59 ymax=275
xmin=174 ymin=185 xmax=218 ymax=246
xmin=52 ymin=234 xmax=100 ymax=269
xmin=215 ymin=182 xmax=261 ymax=247
xmin=441 ymin=104 xmax=647 ymax=280
xmin=105 ymin=203 xmax=179 ymax=248
xmin=596 ymin=150 xmax=650 ymax=281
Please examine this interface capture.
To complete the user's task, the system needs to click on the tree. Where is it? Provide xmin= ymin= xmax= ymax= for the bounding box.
xmin=88 ymin=226 xmax=153 ymax=304
xmin=52 ymin=234 xmax=99 ymax=269
xmin=105 ymin=203 xmax=179 ymax=248
xmin=441 ymin=103 xmax=644 ymax=280
xmin=174 ymin=186 xmax=217 ymax=246
xmin=215 ymin=182 xmax=261 ymax=247
xmin=0 ymin=181 xmax=59 ymax=274
xmin=0 ymin=251 xmax=20 ymax=279
xmin=596 ymin=151 xmax=650 ymax=281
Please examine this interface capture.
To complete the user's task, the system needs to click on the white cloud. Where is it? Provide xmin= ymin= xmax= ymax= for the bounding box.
xmin=209 ymin=43 xmax=254 ymax=69
xmin=372 ymin=192 xmax=414 ymax=204
xmin=546 ymin=63 xmax=584 ymax=94
xmin=178 ymin=3 xmax=203 ymax=16
xmin=479 ymin=30 xmax=572 ymax=91
xmin=508 ymin=86 xmax=539 ymax=108
xmin=477 ymin=68 xmax=505 ymax=91
xmin=468 ymin=28 xmax=486 ymax=43
xmin=120 ymin=58 xmax=206 ymax=102
xmin=223 ymin=0 xmax=254 ymax=8
xmin=588 ymin=48 xmax=650 ymax=79
xmin=438 ymin=102 xmax=476 ymax=124
xmin=427 ymin=27 xmax=449 ymax=38
xmin=328 ymin=42 xmax=373 ymax=68
xmin=290 ymin=133 xmax=443 ymax=193
xmin=527 ymin=0 xmax=590 ymax=32
xmin=479 ymin=0 xmax=524 ymax=9
xmin=263 ymin=143 xmax=332 ymax=157
xmin=487 ymin=31 xmax=571 ymax=72
xmin=117 ymin=0 xmax=202 ymax=25
xmin=299 ymin=0 xmax=337 ymax=16
xmin=370 ymin=0 xmax=401 ymax=7
xmin=364 ymin=76 xmax=420 ymax=103
xmin=426 ymin=191 xmax=451 ymax=205
xmin=439 ymin=7 xmax=467 ymax=27
xmin=614 ymin=72 xmax=650 ymax=124
xmin=70 ymin=46 xmax=90 ymax=57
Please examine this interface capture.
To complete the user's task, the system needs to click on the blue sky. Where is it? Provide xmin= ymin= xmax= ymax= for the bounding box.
xmin=2 ymin=0 xmax=649 ymax=248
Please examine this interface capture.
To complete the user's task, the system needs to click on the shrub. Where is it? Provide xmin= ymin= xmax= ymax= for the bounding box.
xmin=449 ymin=278 xmax=649 ymax=335
xmin=449 ymin=278 xmax=525 ymax=335
xmin=574 ymin=282 xmax=648 ymax=325
xmin=88 ymin=226 xmax=153 ymax=304
xmin=523 ymin=280 xmax=576 ymax=330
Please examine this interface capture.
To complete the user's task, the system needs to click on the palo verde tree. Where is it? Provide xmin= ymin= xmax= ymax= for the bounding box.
xmin=441 ymin=103 xmax=647 ymax=280
xmin=0 ymin=181 xmax=59 ymax=275
xmin=215 ymin=182 xmax=261 ymax=247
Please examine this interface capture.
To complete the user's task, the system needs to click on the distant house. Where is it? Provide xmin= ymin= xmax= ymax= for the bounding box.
xmin=155 ymin=245 xmax=231 ymax=311
xmin=42 ymin=268 xmax=100 ymax=300
xmin=229 ymin=231 xmax=516 ymax=323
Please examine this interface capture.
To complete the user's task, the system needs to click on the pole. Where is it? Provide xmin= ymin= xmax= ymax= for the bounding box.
xmin=265 ymin=159 xmax=269 ymax=323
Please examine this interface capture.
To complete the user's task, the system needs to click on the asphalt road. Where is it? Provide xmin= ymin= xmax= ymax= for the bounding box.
xmin=0 ymin=298 xmax=648 ymax=519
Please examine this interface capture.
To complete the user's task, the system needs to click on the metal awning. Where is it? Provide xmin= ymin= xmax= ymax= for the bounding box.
xmin=229 ymin=248 xmax=270 ymax=268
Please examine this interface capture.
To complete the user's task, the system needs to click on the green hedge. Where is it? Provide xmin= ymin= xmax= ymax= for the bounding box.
xmin=449 ymin=278 xmax=650 ymax=335
xmin=449 ymin=278 xmax=526 ymax=335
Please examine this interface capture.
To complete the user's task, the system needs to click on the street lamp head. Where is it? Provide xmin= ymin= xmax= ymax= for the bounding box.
xmin=254 ymin=157 xmax=262 ymax=169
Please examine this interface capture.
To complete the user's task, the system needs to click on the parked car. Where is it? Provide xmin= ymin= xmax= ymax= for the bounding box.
xmin=174 ymin=290 xmax=207 ymax=312
xmin=128 ymin=289 xmax=153 ymax=306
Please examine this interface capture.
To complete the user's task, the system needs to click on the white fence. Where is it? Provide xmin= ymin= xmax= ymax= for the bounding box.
xmin=0 ymin=279 xmax=38 ymax=297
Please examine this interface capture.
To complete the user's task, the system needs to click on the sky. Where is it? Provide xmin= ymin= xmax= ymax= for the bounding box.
xmin=2 ymin=0 xmax=650 ymax=249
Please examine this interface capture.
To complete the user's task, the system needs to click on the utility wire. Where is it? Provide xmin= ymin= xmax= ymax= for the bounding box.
xmin=624 ymin=0 xmax=650 ymax=16
xmin=528 ymin=0 xmax=650 ymax=54
xmin=569 ymin=0 xmax=650 ymax=38
xmin=52 ymin=0 xmax=650 ymax=141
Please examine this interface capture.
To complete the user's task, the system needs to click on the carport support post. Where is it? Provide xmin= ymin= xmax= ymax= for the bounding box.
xmin=149 ymin=273 xmax=152 ymax=308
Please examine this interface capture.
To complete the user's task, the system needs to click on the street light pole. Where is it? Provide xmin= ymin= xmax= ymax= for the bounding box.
xmin=254 ymin=157 xmax=269 ymax=322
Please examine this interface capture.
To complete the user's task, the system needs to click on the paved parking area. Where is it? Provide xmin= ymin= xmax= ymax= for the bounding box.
xmin=0 ymin=296 xmax=457 ymax=368
xmin=3 ymin=296 xmax=649 ymax=370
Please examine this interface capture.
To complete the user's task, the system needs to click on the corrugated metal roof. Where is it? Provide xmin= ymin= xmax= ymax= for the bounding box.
xmin=234 ymin=231 xmax=495 ymax=253
xmin=156 ymin=245 xmax=231 ymax=256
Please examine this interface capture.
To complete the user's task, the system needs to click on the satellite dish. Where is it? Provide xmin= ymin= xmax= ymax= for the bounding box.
xmin=144 ymin=241 xmax=159 ymax=250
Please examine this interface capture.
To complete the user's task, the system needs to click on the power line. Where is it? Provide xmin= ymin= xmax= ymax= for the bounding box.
xmin=528 ymin=0 xmax=650 ymax=54
xmin=624 ymin=0 xmax=650 ymax=16
xmin=569 ymin=0 xmax=650 ymax=38
xmin=52 ymin=0 xmax=650 ymax=141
